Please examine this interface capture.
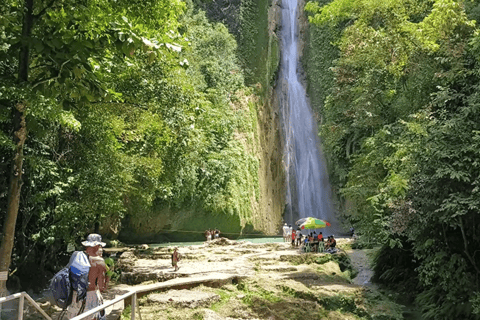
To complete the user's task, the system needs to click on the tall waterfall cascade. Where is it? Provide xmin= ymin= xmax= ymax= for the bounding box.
xmin=277 ymin=0 xmax=340 ymax=233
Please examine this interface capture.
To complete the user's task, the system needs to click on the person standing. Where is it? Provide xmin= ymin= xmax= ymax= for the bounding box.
xmin=172 ymin=247 xmax=181 ymax=271
xmin=296 ymin=229 xmax=302 ymax=246
xmin=67 ymin=234 xmax=109 ymax=320
xmin=291 ymin=229 xmax=296 ymax=246
xmin=282 ymin=223 xmax=289 ymax=242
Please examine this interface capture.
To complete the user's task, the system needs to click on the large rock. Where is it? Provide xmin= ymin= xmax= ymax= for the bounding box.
xmin=202 ymin=309 xmax=262 ymax=320
xmin=205 ymin=238 xmax=238 ymax=247
xmin=116 ymin=250 xmax=137 ymax=272
xmin=119 ymin=270 xmax=177 ymax=285
xmin=146 ymin=290 xmax=220 ymax=308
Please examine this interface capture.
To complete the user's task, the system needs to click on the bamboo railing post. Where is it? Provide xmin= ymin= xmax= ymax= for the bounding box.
xmin=18 ymin=293 xmax=24 ymax=320
xmin=131 ymin=293 xmax=136 ymax=320
xmin=24 ymin=293 xmax=52 ymax=320
xmin=136 ymin=295 xmax=142 ymax=320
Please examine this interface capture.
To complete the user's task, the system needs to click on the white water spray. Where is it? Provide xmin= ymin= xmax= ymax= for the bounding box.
xmin=278 ymin=0 xmax=339 ymax=233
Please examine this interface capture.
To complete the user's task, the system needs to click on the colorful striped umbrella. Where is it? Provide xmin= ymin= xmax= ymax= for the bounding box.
xmin=300 ymin=217 xmax=331 ymax=230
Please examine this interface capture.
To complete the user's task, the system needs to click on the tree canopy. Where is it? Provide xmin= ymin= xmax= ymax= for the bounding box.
xmin=305 ymin=0 xmax=480 ymax=318
xmin=0 ymin=0 xmax=265 ymax=291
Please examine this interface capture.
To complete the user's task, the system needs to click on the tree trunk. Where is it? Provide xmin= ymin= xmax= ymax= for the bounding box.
xmin=0 ymin=104 xmax=28 ymax=297
xmin=0 ymin=0 xmax=33 ymax=299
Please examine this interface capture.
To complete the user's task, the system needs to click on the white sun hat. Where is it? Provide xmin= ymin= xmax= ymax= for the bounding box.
xmin=81 ymin=233 xmax=106 ymax=247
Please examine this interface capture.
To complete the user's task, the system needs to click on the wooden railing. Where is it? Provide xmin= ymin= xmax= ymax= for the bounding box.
xmin=0 ymin=289 xmax=142 ymax=320
xmin=70 ymin=290 xmax=141 ymax=320
xmin=0 ymin=292 xmax=53 ymax=320
xmin=0 ymin=273 xmax=241 ymax=319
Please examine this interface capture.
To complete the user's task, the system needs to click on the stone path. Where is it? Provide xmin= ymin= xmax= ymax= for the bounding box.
xmin=347 ymin=248 xmax=374 ymax=286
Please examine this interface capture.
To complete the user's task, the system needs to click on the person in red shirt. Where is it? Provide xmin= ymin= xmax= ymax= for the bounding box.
xmin=291 ymin=229 xmax=296 ymax=246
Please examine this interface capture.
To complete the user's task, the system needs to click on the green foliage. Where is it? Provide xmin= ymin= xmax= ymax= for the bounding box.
xmin=473 ymin=292 xmax=480 ymax=315
xmin=1 ymin=0 xmax=266 ymax=290
xmin=317 ymin=294 xmax=359 ymax=314
xmin=372 ymin=242 xmax=418 ymax=302
xmin=120 ymin=305 xmax=132 ymax=320
xmin=305 ymin=0 xmax=480 ymax=318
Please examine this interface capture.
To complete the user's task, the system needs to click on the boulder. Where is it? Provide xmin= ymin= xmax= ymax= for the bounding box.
xmin=146 ymin=290 xmax=220 ymax=308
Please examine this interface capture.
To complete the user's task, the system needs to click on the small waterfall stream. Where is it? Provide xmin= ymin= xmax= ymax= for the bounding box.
xmin=278 ymin=0 xmax=339 ymax=233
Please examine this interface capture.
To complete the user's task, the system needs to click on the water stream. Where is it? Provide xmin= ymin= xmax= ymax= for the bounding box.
xmin=278 ymin=0 xmax=339 ymax=234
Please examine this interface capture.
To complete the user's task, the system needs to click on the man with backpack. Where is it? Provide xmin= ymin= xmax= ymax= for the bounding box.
xmin=66 ymin=234 xmax=109 ymax=320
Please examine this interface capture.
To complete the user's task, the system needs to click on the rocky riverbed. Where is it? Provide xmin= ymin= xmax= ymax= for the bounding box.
xmin=106 ymin=238 xmax=404 ymax=320
xmin=20 ymin=238 xmax=405 ymax=320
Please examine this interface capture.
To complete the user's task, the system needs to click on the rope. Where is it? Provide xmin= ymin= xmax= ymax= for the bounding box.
xmin=146 ymin=229 xmax=282 ymax=237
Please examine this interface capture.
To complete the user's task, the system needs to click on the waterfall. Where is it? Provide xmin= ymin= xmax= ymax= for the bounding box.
xmin=278 ymin=0 xmax=340 ymax=234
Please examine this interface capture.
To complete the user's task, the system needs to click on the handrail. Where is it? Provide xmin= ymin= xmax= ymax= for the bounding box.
xmin=0 ymin=292 xmax=52 ymax=320
xmin=1 ymin=272 xmax=236 ymax=320
xmin=69 ymin=290 xmax=137 ymax=320
xmin=0 ymin=290 xmax=139 ymax=320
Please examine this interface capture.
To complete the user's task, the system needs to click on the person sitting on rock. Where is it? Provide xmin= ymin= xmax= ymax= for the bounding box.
xmin=325 ymin=236 xmax=332 ymax=249
xmin=318 ymin=232 xmax=323 ymax=242
xmin=330 ymin=235 xmax=337 ymax=248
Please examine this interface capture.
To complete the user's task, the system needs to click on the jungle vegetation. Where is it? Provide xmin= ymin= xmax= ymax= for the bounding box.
xmin=305 ymin=0 xmax=480 ymax=318
xmin=0 ymin=0 xmax=271 ymax=292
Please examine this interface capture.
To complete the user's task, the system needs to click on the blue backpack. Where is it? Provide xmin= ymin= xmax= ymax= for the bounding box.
xmin=49 ymin=251 xmax=90 ymax=310
xmin=49 ymin=267 xmax=73 ymax=310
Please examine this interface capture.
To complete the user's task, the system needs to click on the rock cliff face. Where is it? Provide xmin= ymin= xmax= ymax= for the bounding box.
xmin=116 ymin=0 xmax=286 ymax=242
xmin=252 ymin=0 xmax=285 ymax=235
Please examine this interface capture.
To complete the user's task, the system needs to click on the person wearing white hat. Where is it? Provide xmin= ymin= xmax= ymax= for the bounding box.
xmin=282 ymin=223 xmax=289 ymax=242
xmin=67 ymin=234 xmax=109 ymax=320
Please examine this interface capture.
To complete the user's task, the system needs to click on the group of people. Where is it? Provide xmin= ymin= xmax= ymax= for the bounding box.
xmin=283 ymin=223 xmax=337 ymax=253
xmin=205 ymin=228 xmax=221 ymax=241
xmin=301 ymin=232 xmax=337 ymax=253
xmin=282 ymin=224 xmax=293 ymax=242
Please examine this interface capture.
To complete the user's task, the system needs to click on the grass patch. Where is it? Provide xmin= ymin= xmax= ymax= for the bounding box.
xmin=120 ymin=305 xmax=131 ymax=320
xmin=209 ymin=288 xmax=235 ymax=312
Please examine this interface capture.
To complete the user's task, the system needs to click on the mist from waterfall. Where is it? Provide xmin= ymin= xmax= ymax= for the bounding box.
xmin=278 ymin=0 xmax=339 ymax=234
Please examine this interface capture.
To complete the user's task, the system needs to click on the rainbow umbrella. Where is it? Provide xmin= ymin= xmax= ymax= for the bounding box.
xmin=300 ymin=217 xmax=331 ymax=230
